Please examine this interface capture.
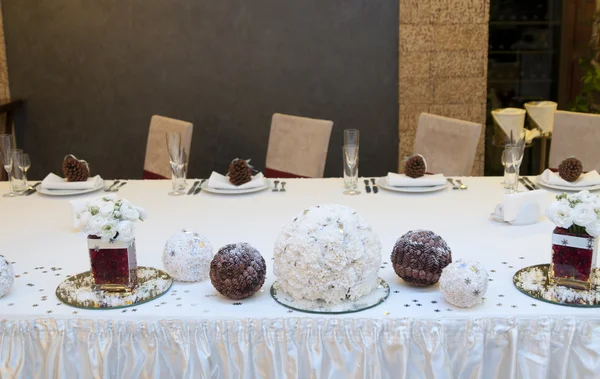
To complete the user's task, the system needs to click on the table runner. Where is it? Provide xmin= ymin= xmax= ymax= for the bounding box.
xmin=0 ymin=178 xmax=598 ymax=378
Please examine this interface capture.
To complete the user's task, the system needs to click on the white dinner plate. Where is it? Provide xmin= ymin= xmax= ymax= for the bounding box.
xmin=376 ymin=177 xmax=448 ymax=193
xmin=37 ymin=181 xmax=105 ymax=196
xmin=535 ymin=176 xmax=600 ymax=192
xmin=200 ymin=180 xmax=271 ymax=195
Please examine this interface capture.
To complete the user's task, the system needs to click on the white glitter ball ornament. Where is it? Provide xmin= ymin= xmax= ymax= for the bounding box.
xmin=439 ymin=259 xmax=489 ymax=308
xmin=162 ymin=230 xmax=213 ymax=282
xmin=0 ymin=256 xmax=14 ymax=298
xmin=274 ymin=204 xmax=382 ymax=304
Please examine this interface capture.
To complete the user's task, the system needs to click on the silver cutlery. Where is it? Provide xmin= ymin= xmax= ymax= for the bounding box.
xmin=519 ymin=177 xmax=534 ymax=191
xmin=273 ymin=180 xmax=280 ymax=192
xmin=364 ymin=179 xmax=372 ymax=193
xmin=456 ymin=179 xmax=467 ymax=190
xmin=370 ymin=178 xmax=378 ymax=194
xmin=187 ymin=180 xmax=200 ymax=195
xmin=193 ymin=179 xmax=206 ymax=195
xmin=447 ymin=178 xmax=459 ymax=190
xmin=104 ymin=180 xmax=120 ymax=192
xmin=25 ymin=182 xmax=40 ymax=196
xmin=523 ymin=177 xmax=539 ymax=190
xmin=110 ymin=182 xmax=127 ymax=192
xmin=280 ymin=182 xmax=286 ymax=192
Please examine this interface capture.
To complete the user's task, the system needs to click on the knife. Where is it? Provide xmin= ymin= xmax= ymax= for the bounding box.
xmin=523 ymin=177 xmax=539 ymax=190
xmin=370 ymin=178 xmax=379 ymax=194
xmin=194 ymin=179 xmax=206 ymax=195
xmin=519 ymin=177 xmax=534 ymax=191
xmin=364 ymin=179 xmax=372 ymax=193
xmin=187 ymin=180 xmax=200 ymax=195
xmin=25 ymin=182 xmax=40 ymax=196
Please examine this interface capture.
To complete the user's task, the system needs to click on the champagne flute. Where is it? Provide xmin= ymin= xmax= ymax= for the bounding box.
xmin=17 ymin=153 xmax=31 ymax=189
xmin=343 ymin=129 xmax=361 ymax=195
xmin=0 ymin=134 xmax=14 ymax=196
xmin=165 ymin=132 xmax=186 ymax=196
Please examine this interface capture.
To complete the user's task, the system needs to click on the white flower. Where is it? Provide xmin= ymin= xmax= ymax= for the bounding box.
xmin=99 ymin=201 xmax=115 ymax=216
xmin=136 ymin=207 xmax=147 ymax=221
xmin=548 ymin=200 xmax=574 ymax=229
xmin=100 ymin=220 xmax=118 ymax=241
xmin=586 ymin=220 xmax=600 ymax=237
xmin=87 ymin=215 xmax=107 ymax=235
xmin=577 ymin=190 xmax=597 ymax=204
xmin=572 ymin=203 xmax=597 ymax=227
xmin=567 ymin=194 xmax=578 ymax=203
xmin=120 ymin=203 xmax=140 ymax=221
xmin=116 ymin=220 xmax=136 ymax=242
xmin=77 ymin=211 xmax=92 ymax=229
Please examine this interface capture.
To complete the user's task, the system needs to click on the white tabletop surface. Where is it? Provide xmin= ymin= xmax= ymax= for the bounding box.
xmin=0 ymin=177 xmax=593 ymax=321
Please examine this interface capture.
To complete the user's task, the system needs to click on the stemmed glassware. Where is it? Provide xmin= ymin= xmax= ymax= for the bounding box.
xmin=343 ymin=129 xmax=360 ymax=195
xmin=0 ymin=134 xmax=15 ymax=197
xmin=17 ymin=153 xmax=30 ymax=189
xmin=166 ymin=132 xmax=187 ymax=196
xmin=503 ymin=138 xmax=526 ymax=193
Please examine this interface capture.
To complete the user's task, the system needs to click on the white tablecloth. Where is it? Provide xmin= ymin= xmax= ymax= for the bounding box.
xmin=0 ymin=178 xmax=599 ymax=378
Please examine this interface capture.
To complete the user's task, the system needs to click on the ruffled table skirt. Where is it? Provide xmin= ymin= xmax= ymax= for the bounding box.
xmin=1 ymin=317 xmax=599 ymax=379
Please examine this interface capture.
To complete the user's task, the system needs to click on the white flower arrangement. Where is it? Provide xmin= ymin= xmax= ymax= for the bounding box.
xmin=547 ymin=190 xmax=600 ymax=236
xmin=76 ymin=196 xmax=147 ymax=242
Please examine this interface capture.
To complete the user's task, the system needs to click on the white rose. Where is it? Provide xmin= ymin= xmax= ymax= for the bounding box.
xmin=577 ymin=190 xmax=596 ymax=204
xmin=567 ymin=194 xmax=578 ymax=203
xmin=587 ymin=220 xmax=600 ymax=237
xmin=548 ymin=201 xmax=574 ymax=229
xmin=100 ymin=220 xmax=118 ymax=241
xmin=87 ymin=215 xmax=107 ymax=235
xmin=77 ymin=211 xmax=92 ymax=229
xmin=136 ymin=207 xmax=147 ymax=221
xmin=120 ymin=204 xmax=140 ymax=221
xmin=116 ymin=221 xmax=136 ymax=242
xmin=573 ymin=203 xmax=597 ymax=227
xmin=99 ymin=201 xmax=115 ymax=216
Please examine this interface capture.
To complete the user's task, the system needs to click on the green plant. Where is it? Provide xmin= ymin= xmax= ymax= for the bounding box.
xmin=571 ymin=12 xmax=600 ymax=113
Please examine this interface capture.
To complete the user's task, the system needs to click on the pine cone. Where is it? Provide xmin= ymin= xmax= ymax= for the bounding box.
xmin=62 ymin=155 xmax=90 ymax=182
xmin=404 ymin=155 xmax=426 ymax=178
xmin=558 ymin=157 xmax=583 ymax=182
xmin=228 ymin=159 xmax=252 ymax=186
xmin=209 ymin=243 xmax=266 ymax=300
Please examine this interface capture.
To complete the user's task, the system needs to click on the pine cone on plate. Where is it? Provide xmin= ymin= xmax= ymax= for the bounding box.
xmin=62 ymin=155 xmax=90 ymax=182
xmin=228 ymin=159 xmax=253 ymax=186
xmin=404 ymin=155 xmax=426 ymax=178
xmin=558 ymin=157 xmax=583 ymax=182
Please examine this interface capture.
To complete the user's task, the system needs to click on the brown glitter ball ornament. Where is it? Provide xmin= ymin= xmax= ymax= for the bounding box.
xmin=391 ymin=230 xmax=452 ymax=287
xmin=210 ymin=243 xmax=266 ymax=300
xmin=558 ymin=157 xmax=583 ymax=182
xmin=227 ymin=159 xmax=253 ymax=186
xmin=404 ymin=155 xmax=426 ymax=178
xmin=61 ymin=155 xmax=90 ymax=182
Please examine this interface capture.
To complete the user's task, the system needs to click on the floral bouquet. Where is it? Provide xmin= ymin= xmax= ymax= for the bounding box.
xmin=76 ymin=196 xmax=147 ymax=243
xmin=547 ymin=190 xmax=599 ymax=289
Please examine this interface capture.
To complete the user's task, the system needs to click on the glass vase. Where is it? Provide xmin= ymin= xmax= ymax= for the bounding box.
xmin=88 ymin=235 xmax=138 ymax=292
xmin=550 ymin=227 xmax=598 ymax=290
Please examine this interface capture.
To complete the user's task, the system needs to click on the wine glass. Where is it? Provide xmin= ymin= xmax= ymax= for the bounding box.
xmin=505 ymin=140 xmax=526 ymax=193
xmin=165 ymin=132 xmax=187 ymax=196
xmin=343 ymin=129 xmax=361 ymax=195
xmin=0 ymin=135 xmax=14 ymax=196
xmin=17 ymin=153 xmax=31 ymax=189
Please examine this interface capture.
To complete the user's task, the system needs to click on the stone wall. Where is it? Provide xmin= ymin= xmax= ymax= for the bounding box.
xmin=399 ymin=0 xmax=489 ymax=175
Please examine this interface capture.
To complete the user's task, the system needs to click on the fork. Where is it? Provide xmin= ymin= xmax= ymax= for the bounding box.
xmin=523 ymin=177 xmax=539 ymax=190
xmin=447 ymin=178 xmax=459 ymax=190
xmin=104 ymin=180 xmax=120 ymax=192
xmin=110 ymin=182 xmax=127 ymax=192
xmin=456 ymin=179 xmax=468 ymax=190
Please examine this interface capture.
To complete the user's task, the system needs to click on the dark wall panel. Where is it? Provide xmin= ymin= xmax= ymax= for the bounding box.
xmin=4 ymin=0 xmax=398 ymax=179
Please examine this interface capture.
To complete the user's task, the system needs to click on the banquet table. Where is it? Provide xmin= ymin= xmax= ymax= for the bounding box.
xmin=0 ymin=177 xmax=599 ymax=379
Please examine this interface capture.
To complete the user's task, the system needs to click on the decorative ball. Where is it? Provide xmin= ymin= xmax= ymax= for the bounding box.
xmin=0 ymin=256 xmax=14 ymax=298
xmin=405 ymin=154 xmax=427 ymax=178
xmin=558 ymin=157 xmax=583 ymax=182
xmin=162 ymin=230 xmax=213 ymax=282
xmin=439 ymin=260 xmax=489 ymax=308
xmin=274 ymin=204 xmax=382 ymax=304
xmin=210 ymin=243 xmax=266 ymax=300
xmin=391 ymin=230 xmax=452 ymax=287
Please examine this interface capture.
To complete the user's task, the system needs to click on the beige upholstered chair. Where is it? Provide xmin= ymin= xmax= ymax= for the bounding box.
xmin=549 ymin=111 xmax=600 ymax=171
xmin=143 ymin=115 xmax=193 ymax=179
xmin=412 ymin=113 xmax=482 ymax=176
xmin=265 ymin=113 xmax=333 ymax=178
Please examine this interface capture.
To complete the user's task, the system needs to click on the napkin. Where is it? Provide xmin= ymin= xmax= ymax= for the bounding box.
xmin=387 ymin=172 xmax=446 ymax=187
xmin=41 ymin=173 xmax=103 ymax=190
xmin=503 ymin=189 xmax=548 ymax=224
xmin=540 ymin=169 xmax=600 ymax=187
xmin=207 ymin=171 xmax=265 ymax=190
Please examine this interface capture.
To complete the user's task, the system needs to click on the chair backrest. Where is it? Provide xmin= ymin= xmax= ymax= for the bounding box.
xmin=549 ymin=110 xmax=600 ymax=171
xmin=413 ymin=113 xmax=482 ymax=176
xmin=265 ymin=113 xmax=333 ymax=178
xmin=143 ymin=115 xmax=193 ymax=179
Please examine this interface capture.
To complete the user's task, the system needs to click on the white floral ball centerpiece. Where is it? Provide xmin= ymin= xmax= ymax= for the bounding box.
xmin=0 ymin=256 xmax=14 ymax=298
xmin=163 ymin=230 xmax=213 ymax=282
xmin=439 ymin=260 xmax=489 ymax=308
xmin=274 ymin=204 xmax=382 ymax=304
